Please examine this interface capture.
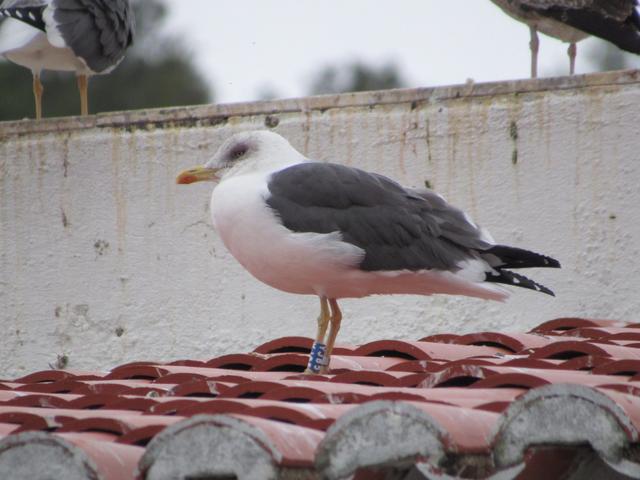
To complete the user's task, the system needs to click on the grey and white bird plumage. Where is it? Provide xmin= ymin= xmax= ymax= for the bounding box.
xmin=176 ymin=131 xmax=560 ymax=374
xmin=0 ymin=0 xmax=134 ymax=118
xmin=490 ymin=0 xmax=640 ymax=77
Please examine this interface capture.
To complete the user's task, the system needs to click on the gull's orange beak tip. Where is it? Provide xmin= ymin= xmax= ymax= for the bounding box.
xmin=176 ymin=172 xmax=197 ymax=184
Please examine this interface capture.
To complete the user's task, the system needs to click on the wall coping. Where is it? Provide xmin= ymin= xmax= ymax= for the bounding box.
xmin=2 ymin=69 xmax=639 ymax=139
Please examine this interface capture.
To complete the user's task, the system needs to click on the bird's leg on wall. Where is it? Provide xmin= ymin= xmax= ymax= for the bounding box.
xmin=77 ymin=74 xmax=89 ymax=116
xmin=568 ymin=43 xmax=577 ymax=75
xmin=320 ymin=299 xmax=343 ymax=375
xmin=305 ymin=297 xmax=331 ymax=374
xmin=529 ymin=26 xmax=539 ymax=78
xmin=32 ymin=73 xmax=43 ymax=120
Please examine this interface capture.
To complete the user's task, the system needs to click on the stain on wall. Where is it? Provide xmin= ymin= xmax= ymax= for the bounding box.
xmin=1 ymin=72 xmax=639 ymax=377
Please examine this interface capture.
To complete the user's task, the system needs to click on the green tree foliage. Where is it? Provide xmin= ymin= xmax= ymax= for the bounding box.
xmin=308 ymin=60 xmax=406 ymax=95
xmin=0 ymin=0 xmax=212 ymax=121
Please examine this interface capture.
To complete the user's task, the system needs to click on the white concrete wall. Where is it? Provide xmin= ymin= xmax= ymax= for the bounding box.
xmin=1 ymin=70 xmax=639 ymax=378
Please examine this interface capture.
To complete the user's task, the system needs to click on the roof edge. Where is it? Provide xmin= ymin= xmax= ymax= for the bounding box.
xmin=2 ymin=69 xmax=639 ymax=138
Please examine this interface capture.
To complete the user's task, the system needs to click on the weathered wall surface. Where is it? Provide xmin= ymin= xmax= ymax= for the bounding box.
xmin=1 ymin=71 xmax=639 ymax=377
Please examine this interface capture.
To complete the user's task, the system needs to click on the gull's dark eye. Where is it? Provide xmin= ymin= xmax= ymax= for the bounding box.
xmin=229 ymin=143 xmax=248 ymax=160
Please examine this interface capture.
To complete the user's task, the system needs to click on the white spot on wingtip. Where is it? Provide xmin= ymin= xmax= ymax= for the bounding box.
xmin=28 ymin=11 xmax=36 ymax=21
xmin=15 ymin=10 xmax=23 ymax=18
xmin=456 ymin=258 xmax=490 ymax=283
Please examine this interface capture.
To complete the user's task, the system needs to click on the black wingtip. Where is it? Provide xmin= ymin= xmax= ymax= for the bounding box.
xmin=485 ymin=269 xmax=556 ymax=297
xmin=545 ymin=257 xmax=561 ymax=269
xmin=537 ymin=283 xmax=556 ymax=297
xmin=531 ymin=254 xmax=561 ymax=269
xmin=526 ymin=279 xmax=556 ymax=297
xmin=483 ymin=245 xmax=561 ymax=270
xmin=0 ymin=6 xmax=47 ymax=32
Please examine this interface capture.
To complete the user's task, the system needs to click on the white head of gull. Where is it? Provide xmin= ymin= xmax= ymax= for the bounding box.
xmin=176 ymin=130 xmax=560 ymax=374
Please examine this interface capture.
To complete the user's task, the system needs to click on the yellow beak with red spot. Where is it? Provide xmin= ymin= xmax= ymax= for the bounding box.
xmin=175 ymin=166 xmax=220 ymax=184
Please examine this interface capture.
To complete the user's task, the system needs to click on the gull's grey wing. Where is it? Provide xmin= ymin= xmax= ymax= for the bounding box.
xmin=406 ymin=187 xmax=492 ymax=251
xmin=543 ymin=6 xmax=640 ymax=54
xmin=519 ymin=0 xmax=636 ymax=21
xmin=50 ymin=0 xmax=135 ymax=73
xmin=409 ymin=187 xmax=559 ymax=270
xmin=266 ymin=162 xmax=489 ymax=272
xmin=266 ymin=162 xmax=559 ymax=295
xmin=519 ymin=0 xmax=640 ymax=53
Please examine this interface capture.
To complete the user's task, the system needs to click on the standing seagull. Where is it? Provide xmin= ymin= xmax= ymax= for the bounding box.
xmin=0 ymin=0 xmax=134 ymax=119
xmin=176 ymin=131 xmax=560 ymax=374
xmin=490 ymin=0 xmax=640 ymax=77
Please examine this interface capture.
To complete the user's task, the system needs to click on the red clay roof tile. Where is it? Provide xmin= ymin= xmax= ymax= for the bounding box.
xmin=138 ymin=414 xmax=323 ymax=478
xmin=530 ymin=340 xmax=640 ymax=360
xmin=167 ymin=379 xmax=234 ymax=397
xmin=1 ymin=392 xmax=81 ymax=408
xmin=12 ymin=370 xmax=104 ymax=384
xmin=492 ymin=384 xmax=640 ymax=477
xmin=204 ymin=353 xmax=264 ymax=370
xmin=472 ymin=367 xmax=635 ymax=389
xmin=253 ymin=336 xmax=357 ymax=355
xmin=531 ymin=317 xmax=635 ymax=334
xmin=0 ymin=432 xmax=144 ymax=480
xmin=0 ymin=423 xmax=19 ymax=436
xmin=354 ymin=340 xmax=508 ymax=360
xmin=454 ymin=332 xmax=556 ymax=352
xmin=329 ymin=370 xmax=422 ymax=387
xmin=416 ymin=333 xmax=461 ymax=343
xmin=593 ymin=359 xmax=640 ymax=376
xmin=4 ymin=318 xmax=640 ymax=478
xmin=563 ymin=327 xmax=640 ymax=340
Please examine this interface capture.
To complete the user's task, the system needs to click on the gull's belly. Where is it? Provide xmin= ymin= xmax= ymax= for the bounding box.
xmin=3 ymin=32 xmax=89 ymax=73
xmin=531 ymin=16 xmax=588 ymax=43
xmin=210 ymin=175 xmax=364 ymax=296
xmin=489 ymin=1 xmax=588 ymax=43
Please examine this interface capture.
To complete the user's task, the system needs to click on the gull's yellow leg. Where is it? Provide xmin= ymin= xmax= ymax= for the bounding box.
xmin=33 ymin=73 xmax=43 ymax=120
xmin=77 ymin=74 xmax=89 ymax=116
xmin=319 ymin=299 xmax=342 ymax=374
xmin=529 ymin=27 xmax=539 ymax=78
xmin=305 ymin=296 xmax=330 ymax=374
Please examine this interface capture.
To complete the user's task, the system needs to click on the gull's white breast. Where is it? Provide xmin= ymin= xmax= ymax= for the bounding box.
xmin=210 ymin=172 xmax=365 ymax=297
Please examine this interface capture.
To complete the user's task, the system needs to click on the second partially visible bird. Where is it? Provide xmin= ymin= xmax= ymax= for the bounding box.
xmin=490 ymin=0 xmax=640 ymax=77
xmin=0 ymin=0 xmax=134 ymax=119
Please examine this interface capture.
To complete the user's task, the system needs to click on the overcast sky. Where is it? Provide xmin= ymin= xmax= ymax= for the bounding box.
xmin=162 ymin=0 xmax=612 ymax=103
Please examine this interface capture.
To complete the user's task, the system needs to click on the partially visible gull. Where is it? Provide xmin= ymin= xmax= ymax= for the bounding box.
xmin=490 ymin=0 xmax=640 ymax=77
xmin=0 ymin=0 xmax=134 ymax=118
xmin=176 ymin=131 xmax=560 ymax=374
